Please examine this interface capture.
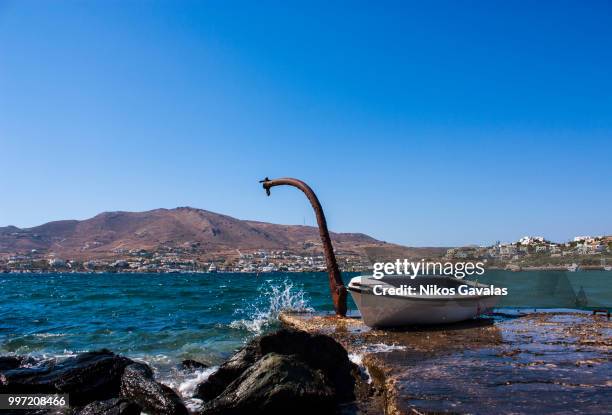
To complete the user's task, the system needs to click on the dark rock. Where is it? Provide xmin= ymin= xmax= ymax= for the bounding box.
xmin=75 ymin=398 xmax=141 ymax=415
xmin=181 ymin=359 xmax=208 ymax=370
xmin=195 ymin=342 xmax=259 ymax=401
xmin=258 ymin=328 xmax=356 ymax=402
xmin=195 ymin=328 xmax=355 ymax=403
xmin=120 ymin=363 xmax=187 ymax=415
xmin=0 ymin=356 xmax=25 ymax=371
xmin=201 ymin=353 xmax=335 ymax=415
xmin=0 ymin=350 xmax=132 ymax=406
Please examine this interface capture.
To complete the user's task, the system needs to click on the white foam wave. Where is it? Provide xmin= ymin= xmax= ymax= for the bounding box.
xmin=347 ymin=343 xmax=405 ymax=385
xmin=160 ymin=366 xmax=217 ymax=412
xmin=178 ymin=367 xmax=217 ymax=396
xmin=134 ymin=354 xmax=173 ymax=367
xmin=32 ymin=333 xmax=65 ymax=338
xmin=348 ymin=352 xmax=372 ymax=384
xmin=348 ymin=352 xmax=363 ymax=365
xmin=365 ymin=343 xmax=406 ymax=353
xmin=45 ymin=350 xmax=78 ymax=360
xmin=230 ymin=279 xmax=313 ymax=334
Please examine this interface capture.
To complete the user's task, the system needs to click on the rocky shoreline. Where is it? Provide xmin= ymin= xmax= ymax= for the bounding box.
xmin=0 ymin=350 xmax=188 ymax=414
xmin=0 ymin=329 xmax=360 ymax=414
xmin=3 ymin=311 xmax=610 ymax=414
xmin=281 ymin=310 xmax=612 ymax=414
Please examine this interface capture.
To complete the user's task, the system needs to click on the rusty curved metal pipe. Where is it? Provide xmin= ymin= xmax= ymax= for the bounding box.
xmin=259 ymin=177 xmax=347 ymax=317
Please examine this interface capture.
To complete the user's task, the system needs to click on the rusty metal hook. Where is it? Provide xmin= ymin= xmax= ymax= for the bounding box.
xmin=259 ymin=177 xmax=271 ymax=196
xmin=259 ymin=177 xmax=347 ymax=317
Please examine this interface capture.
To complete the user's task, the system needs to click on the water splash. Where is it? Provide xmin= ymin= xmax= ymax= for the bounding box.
xmin=348 ymin=352 xmax=373 ymax=384
xmin=159 ymin=366 xmax=217 ymax=412
xmin=348 ymin=353 xmax=363 ymax=365
xmin=348 ymin=344 xmax=405 ymax=385
xmin=365 ymin=343 xmax=406 ymax=353
xmin=230 ymin=279 xmax=314 ymax=334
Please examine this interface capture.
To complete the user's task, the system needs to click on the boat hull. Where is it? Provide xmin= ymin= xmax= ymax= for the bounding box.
xmin=349 ymin=276 xmax=501 ymax=327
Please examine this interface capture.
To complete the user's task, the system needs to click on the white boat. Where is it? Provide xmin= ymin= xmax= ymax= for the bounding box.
xmin=567 ymin=263 xmax=579 ymax=272
xmin=348 ymin=275 xmax=502 ymax=327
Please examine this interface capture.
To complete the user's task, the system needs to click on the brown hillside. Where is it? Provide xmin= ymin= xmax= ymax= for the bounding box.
xmin=0 ymin=207 xmax=425 ymax=260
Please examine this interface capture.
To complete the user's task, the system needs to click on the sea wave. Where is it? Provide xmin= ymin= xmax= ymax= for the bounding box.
xmin=230 ymin=279 xmax=314 ymax=334
xmin=348 ymin=352 xmax=372 ymax=384
xmin=159 ymin=366 xmax=217 ymax=412
xmin=348 ymin=352 xmax=363 ymax=365
xmin=365 ymin=343 xmax=406 ymax=353
xmin=32 ymin=333 xmax=65 ymax=338
xmin=348 ymin=343 xmax=404 ymax=384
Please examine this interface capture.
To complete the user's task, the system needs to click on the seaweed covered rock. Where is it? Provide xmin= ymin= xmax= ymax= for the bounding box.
xmin=120 ymin=363 xmax=187 ymax=415
xmin=201 ymin=353 xmax=335 ymax=415
xmin=75 ymin=398 xmax=141 ymax=415
xmin=0 ymin=350 xmax=132 ymax=406
xmin=195 ymin=328 xmax=356 ymax=412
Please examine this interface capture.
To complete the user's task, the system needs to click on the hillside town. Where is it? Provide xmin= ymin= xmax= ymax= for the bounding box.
xmin=445 ymin=235 xmax=612 ymax=270
xmin=0 ymin=247 xmax=372 ymax=274
xmin=1 ymin=235 xmax=610 ymax=274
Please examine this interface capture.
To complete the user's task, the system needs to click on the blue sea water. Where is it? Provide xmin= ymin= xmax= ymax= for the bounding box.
xmin=0 ymin=272 xmax=358 ymax=407
xmin=0 ymin=270 xmax=610 ymax=407
xmin=0 ymin=273 xmax=354 ymax=363
xmin=1 ymin=270 xmax=611 ymax=361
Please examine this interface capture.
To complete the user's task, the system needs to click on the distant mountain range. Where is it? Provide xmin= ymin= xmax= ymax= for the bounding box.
xmin=0 ymin=207 xmax=447 ymax=260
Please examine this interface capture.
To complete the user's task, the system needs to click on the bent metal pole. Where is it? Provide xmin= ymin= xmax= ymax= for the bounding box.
xmin=259 ymin=177 xmax=348 ymax=317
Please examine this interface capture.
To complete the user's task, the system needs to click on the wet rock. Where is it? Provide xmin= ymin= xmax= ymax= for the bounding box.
xmin=1 ymin=410 xmax=65 ymax=415
xmin=201 ymin=353 xmax=335 ymax=415
xmin=282 ymin=311 xmax=612 ymax=414
xmin=195 ymin=343 xmax=259 ymax=400
xmin=0 ymin=356 xmax=25 ymax=371
xmin=195 ymin=328 xmax=356 ymax=403
xmin=120 ymin=363 xmax=187 ymax=415
xmin=181 ymin=359 xmax=208 ymax=370
xmin=0 ymin=350 xmax=132 ymax=406
xmin=258 ymin=328 xmax=356 ymax=402
xmin=75 ymin=398 xmax=141 ymax=415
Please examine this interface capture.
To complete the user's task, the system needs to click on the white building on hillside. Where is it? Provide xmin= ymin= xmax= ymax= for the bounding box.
xmin=518 ymin=236 xmax=545 ymax=245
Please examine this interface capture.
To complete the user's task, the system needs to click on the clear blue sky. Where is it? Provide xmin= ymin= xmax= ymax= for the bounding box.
xmin=1 ymin=1 xmax=610 ymax=246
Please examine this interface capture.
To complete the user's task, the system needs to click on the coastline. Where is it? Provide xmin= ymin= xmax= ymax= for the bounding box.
xmin=2 ymin=272 xmax=611 ymax=413
xmin=2 ymin=309 xmax=610 ymax=413
xmin=280 ymin=310 xmax=612 ymax=414
xmin=3 ymin=262 xmax=612 ymax=274
xmin=489 ymin=265 xmax=612 ymax=272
